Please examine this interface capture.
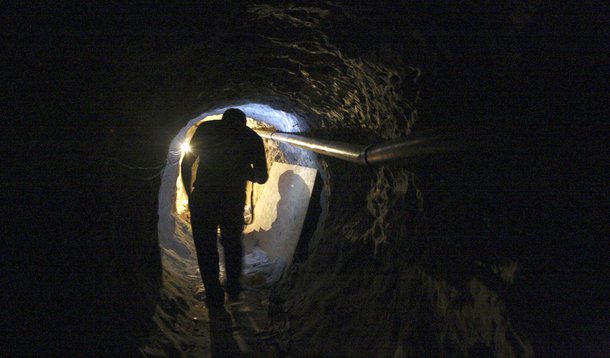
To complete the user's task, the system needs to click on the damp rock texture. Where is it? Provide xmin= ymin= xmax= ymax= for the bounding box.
xmin=128 ymin=2 xmax=605 ymax=357
xmin=5 ymin=1 xmax=607 ymax=357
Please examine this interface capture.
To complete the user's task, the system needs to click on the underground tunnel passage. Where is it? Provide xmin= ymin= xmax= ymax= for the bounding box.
xmin=4 ymin=2 xmax=608 ymax=357
xmin=150 ymin=104 xmax=324 ymax=356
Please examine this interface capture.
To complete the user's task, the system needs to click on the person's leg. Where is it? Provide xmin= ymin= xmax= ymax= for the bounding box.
xmin=191 ymin=212 xmax=224 ymax=305
xmin=219 ymin=201 xmax=245 ymax=298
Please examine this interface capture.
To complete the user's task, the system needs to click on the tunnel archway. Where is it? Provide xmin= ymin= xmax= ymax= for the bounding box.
xmin=149 ymin=102 xmax=323 ymax=353
xmin=159 ymin=102 xmax=318 ymax=263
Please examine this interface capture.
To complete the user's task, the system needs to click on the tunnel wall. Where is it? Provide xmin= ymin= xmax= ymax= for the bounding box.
xmin=5 ymin=2 xmax=607 ymax=356
xmin=126 ymin=3 xmax=604 ymax=356
xmin=139 ymin=3 xmax=532 ymax=356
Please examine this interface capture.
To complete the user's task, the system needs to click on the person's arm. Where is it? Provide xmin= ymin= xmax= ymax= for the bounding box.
xmin=251 ymin=134 xmax=268 ymax=184
xmin=181 ymin=148 xmax=195 ymax=197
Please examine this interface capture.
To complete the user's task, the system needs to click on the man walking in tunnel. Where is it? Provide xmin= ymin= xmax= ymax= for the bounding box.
xmin=181 ymin=108 xmax=268 ymax=307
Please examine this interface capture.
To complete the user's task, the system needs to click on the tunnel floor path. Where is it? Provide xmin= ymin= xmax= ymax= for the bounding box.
xmin=184 ymin=289 xmax=283 ymax=357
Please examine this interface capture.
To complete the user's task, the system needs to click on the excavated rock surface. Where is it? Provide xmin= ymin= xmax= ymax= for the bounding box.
xmin=133 ymin=3 xmax=606 ymax=357
xmin=5 ymin=1 xmax=607 ymax=357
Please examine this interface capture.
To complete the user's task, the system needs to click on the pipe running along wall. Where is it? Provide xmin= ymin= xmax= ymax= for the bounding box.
xmin=254 ymin=129 xmax=509 ymax=166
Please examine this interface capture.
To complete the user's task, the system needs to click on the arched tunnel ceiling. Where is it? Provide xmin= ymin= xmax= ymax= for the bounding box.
xmin=186 ymin=103 xmax=308 ymax=132
xmin=116 ymin=2 xmax=425 ymax=138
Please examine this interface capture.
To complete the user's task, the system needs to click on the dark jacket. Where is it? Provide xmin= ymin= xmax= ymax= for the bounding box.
xmin=181 ymin=119 xmax=268 ymax=196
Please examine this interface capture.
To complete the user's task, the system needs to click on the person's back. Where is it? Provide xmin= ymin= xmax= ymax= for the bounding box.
xmin=190 ymin=119 xmax=265 ymax=193
xmin=181 ymin=108 xmax=268 ymax=307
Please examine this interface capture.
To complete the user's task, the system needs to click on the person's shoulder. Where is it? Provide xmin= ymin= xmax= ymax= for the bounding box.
xmin=199 ymin=120 xmax=224 ymax=129
xmin=242 ymin=125 xmax=257 ymax=134
xmin=194 ymin=120 xmax=223 ymax=134
xmin=242 ymin=126 xmax=263 ymax=141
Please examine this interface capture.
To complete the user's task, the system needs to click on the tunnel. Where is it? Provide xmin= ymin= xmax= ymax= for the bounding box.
xmin=4 ymin=2 xmax=608 ymax=357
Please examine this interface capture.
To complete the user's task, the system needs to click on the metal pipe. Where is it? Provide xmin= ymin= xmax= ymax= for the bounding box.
xmin=363 ymin=132 xmax=468 ymax=166
xmin=255 ymin=130 xmax=369 ymax=165
xmin=255 ymin=129 xmax=474 ymax=166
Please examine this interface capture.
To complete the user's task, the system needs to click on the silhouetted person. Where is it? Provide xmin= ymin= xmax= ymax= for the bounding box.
xmin=182 ymin=108 xmax=268 ymax=307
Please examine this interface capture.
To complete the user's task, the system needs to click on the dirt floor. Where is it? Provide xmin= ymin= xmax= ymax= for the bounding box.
xmin=183 ymin=290 xmax=283 ymax=358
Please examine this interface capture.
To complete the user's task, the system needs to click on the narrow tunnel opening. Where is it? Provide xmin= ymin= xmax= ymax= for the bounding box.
xmin=152 ymin=103 xmax=324 ymax=351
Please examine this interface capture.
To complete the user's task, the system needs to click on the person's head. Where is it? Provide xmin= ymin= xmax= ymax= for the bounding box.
xmin=222 ymin=108 xmax=247 ymax=126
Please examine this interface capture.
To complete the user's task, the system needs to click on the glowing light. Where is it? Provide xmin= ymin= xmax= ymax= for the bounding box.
xmin=181 ymin=142 xmax=191 ymax=153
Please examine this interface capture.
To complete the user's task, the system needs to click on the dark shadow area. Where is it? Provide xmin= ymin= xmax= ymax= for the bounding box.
xmin=2 ymin=127 xmax=164 ymax=356
xmin=407 ymin=127 xmax=609 ymax=357
xmin=292 ymin=172 xmax=323 ymax=264
xmin=248 ymin=170 xmax=311 ymax=264
xmin=209 ymin=307 xmax=243 ymax=358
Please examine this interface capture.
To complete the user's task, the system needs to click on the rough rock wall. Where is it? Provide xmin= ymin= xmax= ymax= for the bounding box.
xmin=279 ymin=159 xmax=533 ymax=357
xmin=6 ymin=1 xmax=606 ymax=356
xmin=132 ymin=2 xmax=544 ymax=356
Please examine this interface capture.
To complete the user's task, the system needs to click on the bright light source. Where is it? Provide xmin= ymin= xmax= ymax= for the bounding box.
xmin=181 ymin=142 xmax=191 ymax=153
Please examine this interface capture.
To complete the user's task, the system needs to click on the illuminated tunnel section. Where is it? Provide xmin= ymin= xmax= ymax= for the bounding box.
xmin=150 ymin=103 xmax=321 ymax=352
xmin=159 ymin=103 xmax=316 ymax=263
